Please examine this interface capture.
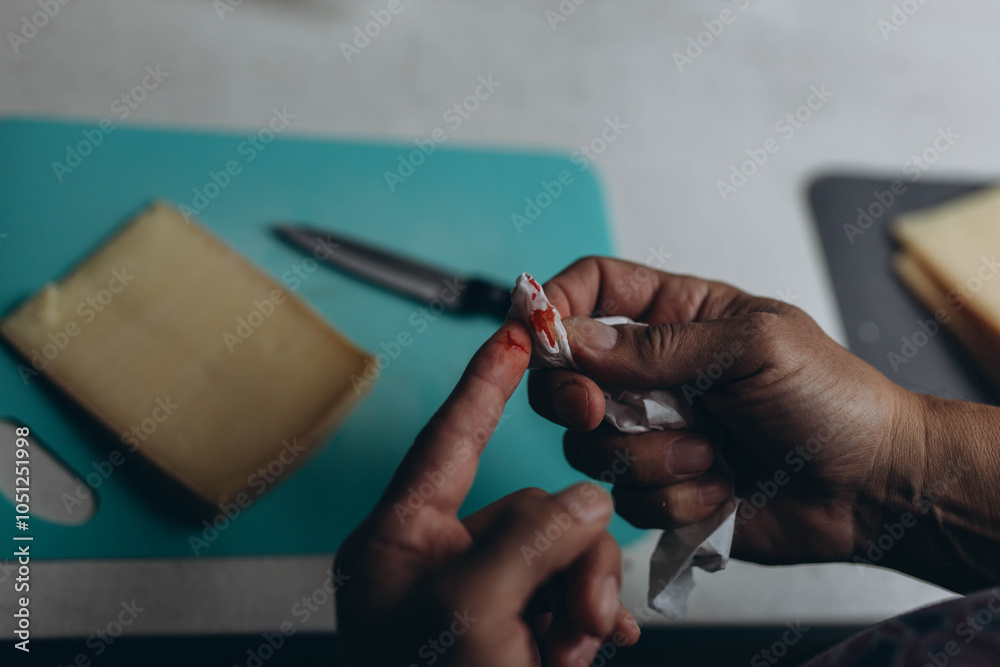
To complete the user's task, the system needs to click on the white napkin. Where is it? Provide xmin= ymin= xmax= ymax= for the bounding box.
xmin=507 ymin=272 xmax=738 ymax=618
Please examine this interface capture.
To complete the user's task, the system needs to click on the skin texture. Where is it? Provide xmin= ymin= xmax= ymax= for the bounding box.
xmin=336 ymin=322 xmax=640 ymax=667
xmin=337 ymin=257 xmax=1000 ymax=667
xmin=529 ymin=257 xmax=1000 ymax=591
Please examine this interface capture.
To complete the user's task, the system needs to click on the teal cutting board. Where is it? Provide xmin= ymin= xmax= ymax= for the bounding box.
xmin=0 ymin=117 xmax=643 ymax=559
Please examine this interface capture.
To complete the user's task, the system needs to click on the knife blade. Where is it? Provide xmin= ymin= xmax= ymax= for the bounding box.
xmin=274 ymin=224 xmax=512 ymax=320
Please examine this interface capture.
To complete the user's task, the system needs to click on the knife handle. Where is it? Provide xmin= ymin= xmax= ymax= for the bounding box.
xmin=466 ymin=278 xmax=512 ymax=321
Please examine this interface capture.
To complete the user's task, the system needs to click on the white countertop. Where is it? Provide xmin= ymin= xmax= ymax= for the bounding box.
xmin=4 ymin=0 xmax=992 ymax=637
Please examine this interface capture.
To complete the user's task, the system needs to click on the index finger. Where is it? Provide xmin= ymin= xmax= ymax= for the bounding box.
xmin=373 ymin=321 xmax=532 ymax=524
xmin=542 ymin=256 xmax=769 ymax=325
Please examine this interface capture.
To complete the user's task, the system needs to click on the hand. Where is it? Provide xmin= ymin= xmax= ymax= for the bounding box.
xmin=335 ymin=322 xmax=640 ymax=667
xmin=528 ymin=257 xmax=924 ymax=566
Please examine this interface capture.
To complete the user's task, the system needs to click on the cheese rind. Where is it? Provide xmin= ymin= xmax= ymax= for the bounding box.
xmin=1 ymin=203 xmax=374 ymax=509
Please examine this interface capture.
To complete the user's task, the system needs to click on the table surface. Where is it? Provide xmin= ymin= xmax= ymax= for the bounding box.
xmin=4 ymin=0 xmax=996 ymax=639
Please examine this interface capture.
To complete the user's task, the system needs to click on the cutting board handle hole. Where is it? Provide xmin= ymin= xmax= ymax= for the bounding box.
xmin=0 ymin=418 xmax=97 ymax=526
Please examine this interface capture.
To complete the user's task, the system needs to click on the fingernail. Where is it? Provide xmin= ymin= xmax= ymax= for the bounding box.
xmin=667 ymin=439 xmax=715 ymax=475
xmin=567 ymin=316 xmax=618 ymax=351
xmin=699 ymin=479 xmax=731 ymax=506
xmin=553 ymin=382 xmax=589 ymax=429
xmin=600 ymin=576 xmax=620 ymax=624
xmin=555 ymin=483 xmax=611 ymax=523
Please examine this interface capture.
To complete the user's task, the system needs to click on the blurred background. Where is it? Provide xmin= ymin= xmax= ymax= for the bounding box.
xmin=2 ymin=0 xmax=996 ymax=664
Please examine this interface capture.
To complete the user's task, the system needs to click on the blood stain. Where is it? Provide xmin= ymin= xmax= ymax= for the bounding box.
xmin=531 ymin=307 xmax=557 ymax=347
xmin=504 ymin=330 xmax=529 ymax=354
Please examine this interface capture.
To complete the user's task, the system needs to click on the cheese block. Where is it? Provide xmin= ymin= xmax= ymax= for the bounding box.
xmin=892 ymin=187 xmax=1000 ymax=332
xmin=893 ymin=252 xmax=1000 ymax=390
xmin=0 ymin=203 xmax=375 ymax=510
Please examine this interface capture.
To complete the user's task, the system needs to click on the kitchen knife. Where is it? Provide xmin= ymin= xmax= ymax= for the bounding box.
xmin=274 ymin=225 xmax=512 ymax=320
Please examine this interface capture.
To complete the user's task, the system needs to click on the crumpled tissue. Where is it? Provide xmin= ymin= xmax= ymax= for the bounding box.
xmin=507 ymin=272 xmax=739 ymax=618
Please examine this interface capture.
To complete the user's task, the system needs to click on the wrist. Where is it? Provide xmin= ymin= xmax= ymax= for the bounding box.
xmin=851 ymin=385 xmax=929 ymax=560
xmin=851 ymin=390 xmax=1000 ymax=591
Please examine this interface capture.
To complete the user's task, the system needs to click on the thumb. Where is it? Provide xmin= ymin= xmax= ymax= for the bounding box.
xmin=563 ymin=313 xmax=776 ymax=389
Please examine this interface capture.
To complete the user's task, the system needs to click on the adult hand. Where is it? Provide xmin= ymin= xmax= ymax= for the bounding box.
xmin=528 ymin=256 xmax=924 ymax=566
xmin=336 ymin=322 xmax=640 ymax=667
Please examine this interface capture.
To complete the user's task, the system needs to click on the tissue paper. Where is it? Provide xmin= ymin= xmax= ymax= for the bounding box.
xmin=507 ymin=272 xmax=738 ymax=617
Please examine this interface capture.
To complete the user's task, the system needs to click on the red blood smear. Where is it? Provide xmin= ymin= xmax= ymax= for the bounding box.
xmin=531 ymin=307 xmax=557 ymax=347
xmin=527 ymin=275 xmax=542 ymax=292
xmin=504 ymin=330 xmax=528 ymax=354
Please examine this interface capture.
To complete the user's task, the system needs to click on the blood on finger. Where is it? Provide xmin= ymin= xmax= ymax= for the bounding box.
xmin=504 ymin=329 xmax=529 ymax=355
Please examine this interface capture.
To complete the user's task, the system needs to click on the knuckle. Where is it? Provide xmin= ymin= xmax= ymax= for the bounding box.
xmin=613 ymin=486 xmax=697 ymax=530
xmin=664 ymin=484 xmax=705 ymax=525
xmin=558 ymin=256 xmax=601 ymax=289
xmin=627 ymin=449 xmax=661 ymax=484
xmin=575 ymin=255 xmax=604 ymax=271
xmin=507 ymin=486 xmax=609 ymax=535
xmin=570 ymin=531 xmax=622 ymax=583
xmin=501 ymin=492 xmax=552 ymax=529
xmin=784 ymin=303 xmax=825 ymax=339
xmin=781 ymin=301 xmax=808 ymax=321
xmin=502 ymin=499 xmax=568 ymax=541
xmin=594 ymin=531 xmax=623 ymax=565
xmin=745 ymin=310 xmax=783 ymax=339
xmin=511 ymin=486 xmax=549 ymax=503
xmin=744 ymin=311 xmax=788 ymax=360
xmin=632 ymin=324 xmax=674 ymax=370
xmin=743 ymin=308 xmax=821 ymax=374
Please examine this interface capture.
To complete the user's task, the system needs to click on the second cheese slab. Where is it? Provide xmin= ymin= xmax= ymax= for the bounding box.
xmin=892 ymin=186 xmax=1000 ymax=333
xmin=0 ymin=203 xmax=375 ymax=510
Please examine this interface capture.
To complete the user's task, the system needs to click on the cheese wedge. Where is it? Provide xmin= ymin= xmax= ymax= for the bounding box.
xmin=892 ymin=187 xmax=1000 ymax=331
xmin=1 ymin=203 xmax=374 ymax=510
xmin=893 ymin=252 xmax=1000 ymax=390
xmin=891 ymin=186 xmax=1000 ymax=390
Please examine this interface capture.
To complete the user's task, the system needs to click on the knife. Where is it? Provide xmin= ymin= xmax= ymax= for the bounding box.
xmin=274 ymin=224 xmax=513 ymax=320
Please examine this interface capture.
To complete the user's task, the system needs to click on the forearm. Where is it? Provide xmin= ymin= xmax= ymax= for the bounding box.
xmin=855 ymin=392 xmax=1000 ymax=593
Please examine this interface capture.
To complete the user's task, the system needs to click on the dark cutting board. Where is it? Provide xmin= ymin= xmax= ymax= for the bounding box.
xmin=809 ymin=174 xmax=998 ymax=405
